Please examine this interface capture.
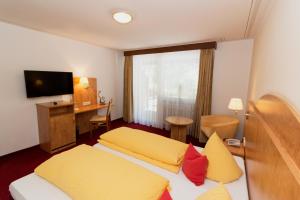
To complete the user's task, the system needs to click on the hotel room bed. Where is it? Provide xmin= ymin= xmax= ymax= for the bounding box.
xmin=10 ymin=143 xmax=248 ymax=200
xmin=9 ymin=94 xmax=300 ymax=200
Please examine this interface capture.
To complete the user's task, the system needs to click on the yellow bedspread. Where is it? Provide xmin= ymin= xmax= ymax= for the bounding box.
xmin=35 ymin=144 xmax=169 ymax=200
xmin=99 ymin=127 xmax=188 ymax=173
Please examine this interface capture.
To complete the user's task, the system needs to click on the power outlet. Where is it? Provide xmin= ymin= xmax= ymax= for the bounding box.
xmin=82 ymin=101 xmax=91 ymax=106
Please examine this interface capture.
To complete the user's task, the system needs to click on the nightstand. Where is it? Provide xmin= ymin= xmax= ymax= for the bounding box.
xmin=223 ymin=141 xmax=245 ymax=159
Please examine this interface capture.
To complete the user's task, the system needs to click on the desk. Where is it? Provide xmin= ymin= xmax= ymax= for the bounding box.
xmin=75 ymin=104 xmax=108 ymax=114
xmin=166 ymin=116 xmax=193 ymax=143
xmin=75 ymin=103 xmax=108 ymax=134
xmin=223 ymin=141 xmax=245 ymax=158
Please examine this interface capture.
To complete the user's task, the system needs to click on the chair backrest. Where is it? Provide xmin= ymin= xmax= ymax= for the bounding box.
xmin=106 ymin=99 xmax=112 ymax=118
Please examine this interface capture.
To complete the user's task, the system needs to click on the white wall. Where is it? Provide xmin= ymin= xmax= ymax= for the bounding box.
xmin=212 ymin=39 xmax=253 ymax=139
xmin=0 ymin=20 xmax=254 ymax=156
xmin=248 ymin=0 xmax=300 ymax=113
xmin=0 ymin=21 xmax=122 ymax=156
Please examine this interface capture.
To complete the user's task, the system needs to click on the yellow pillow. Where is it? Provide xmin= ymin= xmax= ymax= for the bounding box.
xmin=203 ymin=133 xmax=242 ymax=183
xmin=196 ymin=183 xmax=232 ymax=200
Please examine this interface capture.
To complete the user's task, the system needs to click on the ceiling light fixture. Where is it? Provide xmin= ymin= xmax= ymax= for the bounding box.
xmin=113 ymin=12 xmax=132 ymax=24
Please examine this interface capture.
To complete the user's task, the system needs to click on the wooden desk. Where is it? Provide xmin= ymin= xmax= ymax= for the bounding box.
xmin=74 ymin=104 xmax=108 ymax=114
xmin=166 ymin=116 xmax=193 ymax=143
xmin=223 ymin=141 xmax=245 ymax=158
xmin=74 ymin=103 xmax=108 ymax=134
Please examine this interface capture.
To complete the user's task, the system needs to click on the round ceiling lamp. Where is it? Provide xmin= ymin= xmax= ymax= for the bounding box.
xmin=113 ymin=12 xmax=132 ymax=24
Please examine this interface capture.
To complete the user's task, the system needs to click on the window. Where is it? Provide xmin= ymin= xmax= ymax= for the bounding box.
xmin=133 ymin=50 xmax=200 ymax=129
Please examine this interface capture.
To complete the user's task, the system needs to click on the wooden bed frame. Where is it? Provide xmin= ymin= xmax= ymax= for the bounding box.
xmin=244 ymin=94 xmax=300 ymax=199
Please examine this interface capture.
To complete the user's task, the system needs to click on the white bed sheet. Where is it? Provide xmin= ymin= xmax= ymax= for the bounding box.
xmin=10 ymin=143 xmax=248 ymax=200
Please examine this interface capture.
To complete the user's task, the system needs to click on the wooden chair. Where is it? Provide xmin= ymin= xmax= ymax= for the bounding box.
xmin=89 ymin=99 xmax=112 ymax=137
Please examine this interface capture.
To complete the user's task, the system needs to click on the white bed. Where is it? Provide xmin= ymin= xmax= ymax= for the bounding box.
xmin=9 ymin=143 xmax=248 ymax=200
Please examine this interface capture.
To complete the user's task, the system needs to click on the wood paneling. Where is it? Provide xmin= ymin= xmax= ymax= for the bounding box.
xmin=73 ymin=77 xmax=97 ymax=108
xmin=124 ymin=41 xmax=217 ymax=56
xmin=245 ymin=94 xmax=300 ymax=200
xmin=255 ymin=95 xmax=300 ymax=177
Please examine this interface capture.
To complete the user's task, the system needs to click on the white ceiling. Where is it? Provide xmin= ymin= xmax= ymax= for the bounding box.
xmin=0 ymin=0 xmax=253 ymax=50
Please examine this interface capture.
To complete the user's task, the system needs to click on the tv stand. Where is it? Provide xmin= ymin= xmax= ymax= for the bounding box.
xmin=36 ymin=102 xmax=76 ymax=153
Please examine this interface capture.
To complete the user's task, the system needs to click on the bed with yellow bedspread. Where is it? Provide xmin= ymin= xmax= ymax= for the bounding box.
xmin=35 ymin=144 xmax=169 ymax=200
xmin=99 ymin=127 xmax=188 ymax=173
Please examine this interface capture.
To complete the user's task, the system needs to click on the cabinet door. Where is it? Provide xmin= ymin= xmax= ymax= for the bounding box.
xmin=50 ymin=113 xmax=75 ymax=150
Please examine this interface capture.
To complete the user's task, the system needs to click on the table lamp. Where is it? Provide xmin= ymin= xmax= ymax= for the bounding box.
xmin=228 ymin=98 xmax=243 ymax=115
xmin=79 ymin=77 xmax=89 ymax=88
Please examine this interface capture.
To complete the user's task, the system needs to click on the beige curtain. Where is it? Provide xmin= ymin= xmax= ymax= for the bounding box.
xmin=123 ymin=56 xmax=133 ymax=122
xmin=193 ymin=49 xmax=215 ymax=142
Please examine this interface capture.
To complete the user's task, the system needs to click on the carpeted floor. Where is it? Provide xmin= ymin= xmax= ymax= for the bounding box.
xmin=0 ymin=119 xmax=203 ymax=200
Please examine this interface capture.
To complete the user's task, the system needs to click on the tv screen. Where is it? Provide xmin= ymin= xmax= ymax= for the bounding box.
xmin=24 ymin=70 xmax=74 ymax=98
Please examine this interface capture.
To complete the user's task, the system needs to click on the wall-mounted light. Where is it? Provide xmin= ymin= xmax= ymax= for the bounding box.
xmin=79 ymin=77 xmax=89 ymax=89
xmin=228 ymin=98 xmax=243 ymax=115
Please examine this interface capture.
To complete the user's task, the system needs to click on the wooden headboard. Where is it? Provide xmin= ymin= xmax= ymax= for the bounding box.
xmin=244 ymin=94 xmax=300 ymax=199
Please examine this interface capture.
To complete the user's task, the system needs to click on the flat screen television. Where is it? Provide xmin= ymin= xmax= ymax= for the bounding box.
xmin=24 ymin=70 xmax=74 ymax=98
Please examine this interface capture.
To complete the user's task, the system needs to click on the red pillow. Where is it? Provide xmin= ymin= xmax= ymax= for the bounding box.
xmin=182 ymin=143 xmax=208 ymax=186
xmin=160 ymin=189 xmax=172 ymax=200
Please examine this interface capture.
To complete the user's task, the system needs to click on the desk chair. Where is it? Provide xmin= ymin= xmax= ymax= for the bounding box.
xmin=89 ymin=99 xmax=112 ymax=137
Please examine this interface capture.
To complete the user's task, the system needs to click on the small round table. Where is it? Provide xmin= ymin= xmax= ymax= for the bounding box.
xmin=166 ymin=116 xmax=193 ymax=143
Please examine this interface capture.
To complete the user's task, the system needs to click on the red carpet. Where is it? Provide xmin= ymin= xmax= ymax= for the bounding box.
xmin=0 ymin=119 xmax=203 ymax=200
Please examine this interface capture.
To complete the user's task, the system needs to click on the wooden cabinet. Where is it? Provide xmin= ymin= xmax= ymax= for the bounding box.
xmin=36 ymin=102 xmax=76 ymax=153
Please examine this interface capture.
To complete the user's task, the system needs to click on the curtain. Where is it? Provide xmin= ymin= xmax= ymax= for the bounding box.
xmin=133 ymin=50 xmax=200 ymax=133
xmin=123 ymin=56 xmax=133 ymax=122
xmin=193 ymin=49 xmax=215 ymax=142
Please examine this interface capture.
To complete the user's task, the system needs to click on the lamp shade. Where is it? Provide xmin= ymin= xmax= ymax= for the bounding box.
xmin=79 ymin=77 xmax=89 ymax=88
xmin=228 ymin=98 xmax=243 ymax=111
